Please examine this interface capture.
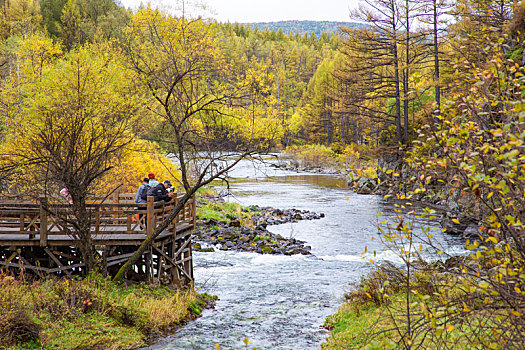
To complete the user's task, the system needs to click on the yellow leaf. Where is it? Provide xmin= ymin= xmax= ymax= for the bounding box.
xmin=463 ymin=302 xmax=471 ymax=312
xmin=452 ymin=218 xmax=460 ymax=224
xmin=446 ymin=325 xmax=455 ymax=332
xmin=486 ymin=236 xmax=498 ymax=244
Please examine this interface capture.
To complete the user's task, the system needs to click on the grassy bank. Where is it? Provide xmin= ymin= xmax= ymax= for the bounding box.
xmin=321 ymin=260 xmax=501 ymax=350
xmin=197 ymin=201 xmax=258 ymax=226
xmin=0 ymin=273 xmax=215 ymax=350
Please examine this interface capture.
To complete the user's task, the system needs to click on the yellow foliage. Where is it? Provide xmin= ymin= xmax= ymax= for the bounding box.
xmin=286 ymin=144 xmax=336 ymax=168
xmin=95 ymin=139 xmax=180 ymax=195
xmin=14 ymin=32 xmax=63 ymax=79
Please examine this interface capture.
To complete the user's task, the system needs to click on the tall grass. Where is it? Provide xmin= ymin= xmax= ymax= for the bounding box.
xmin=0 ymin=272 xmax=210 ymax=349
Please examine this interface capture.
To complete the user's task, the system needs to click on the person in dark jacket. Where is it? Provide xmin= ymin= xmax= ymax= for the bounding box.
xmin=147 ymin=180 xmax=174 ymax=202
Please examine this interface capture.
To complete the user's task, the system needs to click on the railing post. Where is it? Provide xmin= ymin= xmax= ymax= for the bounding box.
xmin=191 ymin=194 xmax=196 ymax=229
xmin=39 ymin=196 xmax=48 ymax=246
xmin=146 ymin=196 xmax=154 ymax=236
xmin=112 ymin=189 xmax=120 ymax=204
xmin=172 ymin=193 xmax=178 ymax=233
xmin=112 ymin=189 xmax=120 ymax=224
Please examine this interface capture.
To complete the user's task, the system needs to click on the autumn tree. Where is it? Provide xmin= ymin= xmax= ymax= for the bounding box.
xmin=40 ymin=0 xmax=130 ymax=50
xmin=113 ymin=6 xmax=279 ymax=281
xmin=338 ymin=0 xmax=406 ymax=144
xmin=417 ymin=0 xmax=454 ymax=114
xmin=0 ymin=44 xmax=136 ymax=272
xmin=0 ymin=0 xmax=41 ymax=40
xmin=360 ymin=4 xmax=525 ymax=348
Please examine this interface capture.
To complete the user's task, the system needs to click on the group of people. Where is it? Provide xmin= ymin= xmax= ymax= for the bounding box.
xmin=134 ymin=173 xmax=175 ymax=204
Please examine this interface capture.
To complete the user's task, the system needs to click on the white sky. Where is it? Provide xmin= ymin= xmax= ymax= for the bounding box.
xmin=120 ymin=0 xmax=361 ymax=23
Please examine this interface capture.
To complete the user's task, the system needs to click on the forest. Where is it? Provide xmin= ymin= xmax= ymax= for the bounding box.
xmin=247 ymin=20 xmax=363 ymax=37
xmin=0 ymin=0 xmax=525 ymax=349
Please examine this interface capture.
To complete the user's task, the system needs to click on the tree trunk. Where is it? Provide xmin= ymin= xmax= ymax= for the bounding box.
xmin=403 ymin=0 xmax=410 ymax=143
xmin=392 ymin=5 xmax=403 ymax=144
xmin=113 ymin=193 xmax=191 ymax=282
xmin=433 ymin=0 xmax=441 ymax=117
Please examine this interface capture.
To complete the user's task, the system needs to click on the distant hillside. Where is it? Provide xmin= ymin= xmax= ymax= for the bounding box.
xmin=247 ymin=20 xmax=363 ymax=37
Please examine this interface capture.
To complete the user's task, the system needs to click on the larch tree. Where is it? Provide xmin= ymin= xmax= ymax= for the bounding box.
xmin=340 ymin=0 xmax=406 ymax=144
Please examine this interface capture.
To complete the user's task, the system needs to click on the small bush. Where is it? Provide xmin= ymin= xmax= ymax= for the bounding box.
xmin=0 ymin=307 xmax=41 ymax=346
xmin=345 ymin=263 xmax=405 ymax=307
xmin=286 ymin=144 xmax=336 ymax=168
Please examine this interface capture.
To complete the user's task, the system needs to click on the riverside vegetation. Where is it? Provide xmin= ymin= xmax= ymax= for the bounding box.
xmin=321 ymin=1 xmax=525 ymax=349
xmin=1 ymin=0 xmax=525 ymax=349
xmin=193 ymin=191 xmax=324 ymax=255
xmin=0 ymin=273 xmax=215 ymax=350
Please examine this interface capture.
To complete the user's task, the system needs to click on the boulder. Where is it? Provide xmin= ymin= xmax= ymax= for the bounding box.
xmin=355 ymin=177 xmax=377 ymax=194
xmin=229 ymin=220 xmax=241 ymax=227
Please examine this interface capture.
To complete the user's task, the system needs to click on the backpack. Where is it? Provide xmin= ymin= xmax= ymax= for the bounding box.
xmin=140 ymin=185 xmax=151 ymax=201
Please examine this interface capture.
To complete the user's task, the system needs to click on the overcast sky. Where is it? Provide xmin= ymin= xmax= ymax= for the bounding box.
xmin=120 ymin=0 xmax=361 ymax=23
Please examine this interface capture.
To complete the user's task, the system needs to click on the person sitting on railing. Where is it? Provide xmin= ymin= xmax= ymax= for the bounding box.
xmin=147 ymin=180 xmax=174 ymax=202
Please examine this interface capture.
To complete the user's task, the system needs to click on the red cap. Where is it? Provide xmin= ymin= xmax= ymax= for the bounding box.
xmin=148 ymin=173 xmax=155 ymax=179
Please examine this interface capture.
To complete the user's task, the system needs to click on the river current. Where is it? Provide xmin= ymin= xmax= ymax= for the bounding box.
xmin=146 ymin=158 xmax=463 ymax=350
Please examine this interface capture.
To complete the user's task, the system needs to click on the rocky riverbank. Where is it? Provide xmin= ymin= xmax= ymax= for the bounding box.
xmin=273 ymin=155 xmax=478 ymax=238
xmin=193 ymin=205 xmax=324 ymax=255
xmin=270 ymin=160 xmax=380 ymax=195
xmin=269 ymin=161 xmax=342 ymax=175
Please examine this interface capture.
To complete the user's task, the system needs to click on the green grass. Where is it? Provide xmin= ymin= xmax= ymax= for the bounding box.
xmin=321 ymin=264 xmax=499 ymax=350
xmin=196 ymin=202 xmax=258 ymax=224
xmin=321 ymin=303 xmax=380 ymax=350
xmin=0 ymin=273 xmax=214 ymax=350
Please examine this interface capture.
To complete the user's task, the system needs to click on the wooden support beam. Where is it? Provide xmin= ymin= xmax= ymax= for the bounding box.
xmin=106 ymin=252 xmax=135 ymax=262
xmin=0 ymin=261 xmax=50 ymax=272
xmin=174 ymin=235 xmax=192 ymax=257
xmin=152 ymin=245 xmax=192 ymax=281
xmin=5 ymin=251 xmax=17 ymax=264
xmin=44 ymin=248 xmax=72 ymax=276
xmin=48 ymin=262 xmax=85 ymax=273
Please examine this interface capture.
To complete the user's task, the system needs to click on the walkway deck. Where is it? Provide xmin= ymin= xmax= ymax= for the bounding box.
xmin=0 ymin=193 xmax=195 ymax=284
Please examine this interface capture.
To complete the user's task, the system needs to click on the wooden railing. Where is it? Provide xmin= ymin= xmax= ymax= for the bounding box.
xmin=0 ymin=193 xmax=195 ymax=246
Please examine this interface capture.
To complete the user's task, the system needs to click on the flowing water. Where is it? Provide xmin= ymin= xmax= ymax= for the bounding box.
xmin=147 ymin=158 xmax=464 ymax=350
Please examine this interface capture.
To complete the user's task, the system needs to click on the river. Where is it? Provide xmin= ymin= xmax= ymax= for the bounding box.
xmin=146 ymin=158 xmax=464 ymax=350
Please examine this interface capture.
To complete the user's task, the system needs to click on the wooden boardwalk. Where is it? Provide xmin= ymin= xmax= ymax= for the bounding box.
xmin=0 ymin=193 xmax=195 ymax=284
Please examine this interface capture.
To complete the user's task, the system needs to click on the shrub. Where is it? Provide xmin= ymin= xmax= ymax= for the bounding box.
xmin=346 ymin=263 xmax=404 ymax=307
xmin=285 ymin=144 xmax=337 ymax=168
xmin=0 ymin=307 xmax=41 ymax=347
